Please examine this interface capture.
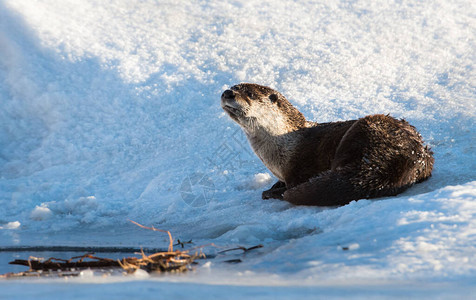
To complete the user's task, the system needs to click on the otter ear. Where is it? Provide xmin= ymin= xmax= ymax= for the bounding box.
xmin=269 ymin=94 xmax=278 ymax=103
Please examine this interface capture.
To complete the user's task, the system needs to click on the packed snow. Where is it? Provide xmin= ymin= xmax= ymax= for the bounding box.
xmin=0 ymin=0 xmax=475 ymax=298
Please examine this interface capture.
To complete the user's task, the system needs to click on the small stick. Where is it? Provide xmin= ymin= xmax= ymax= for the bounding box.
xmin=218 ymin=244 xmax=263 ymax=254
xmin=128 ymin=220 xmax=174 ymax=252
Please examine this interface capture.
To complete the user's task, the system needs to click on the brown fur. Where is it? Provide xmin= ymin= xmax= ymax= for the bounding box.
xmin=221 ymin=83 xmax=434 ymax=206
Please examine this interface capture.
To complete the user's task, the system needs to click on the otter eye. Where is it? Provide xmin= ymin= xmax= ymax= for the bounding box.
xmin=247 ymin=92 xmax=255 ymax=99
xmin=269 ymin=94 xmax=278 ymax=103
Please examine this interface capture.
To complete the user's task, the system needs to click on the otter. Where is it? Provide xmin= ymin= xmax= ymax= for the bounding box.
xmin=221 ymin=83 xmax=434 ymax=206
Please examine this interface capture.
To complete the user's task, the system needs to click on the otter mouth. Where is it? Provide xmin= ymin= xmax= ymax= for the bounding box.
xmin=222 ymin=103 xmax=243 ymax=116
xmin=221 ymin=93 xmax=244 ymax=117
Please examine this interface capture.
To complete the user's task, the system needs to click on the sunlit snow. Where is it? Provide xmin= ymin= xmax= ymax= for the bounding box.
xmin=0 ymin=0 xmax=474 ymax=297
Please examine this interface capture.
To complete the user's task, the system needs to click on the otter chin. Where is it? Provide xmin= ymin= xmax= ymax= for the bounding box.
xmin=221 ymin=83 xmax=434 ymax=206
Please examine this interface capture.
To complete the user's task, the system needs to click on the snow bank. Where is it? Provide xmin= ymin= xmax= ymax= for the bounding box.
xmin=0 ymin=0 xmax=475 ymax=295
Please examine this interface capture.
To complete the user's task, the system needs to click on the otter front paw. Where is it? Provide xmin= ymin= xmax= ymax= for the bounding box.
xmin=262 ymin=189 xmax=285 ymax=200
xmin=262 ymin=181 xmax=287 ymax=200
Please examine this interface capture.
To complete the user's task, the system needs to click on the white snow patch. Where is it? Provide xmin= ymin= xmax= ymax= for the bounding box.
xmin=201 ymin=261 xmax=212 ymax=269
xmin=30 ymin=205 xmax=53 ymax=221
xmin=79 ymin=269 xmax=95 ymax=278
xmin=0 ymin=221 xmax=20 ymax=230
xmin=249 ymin=173 xmax=273 ymax=189
xmin=133 ymin=269 xmax=150 ymax=279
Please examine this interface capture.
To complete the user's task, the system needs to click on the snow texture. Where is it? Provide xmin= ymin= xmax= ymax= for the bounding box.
xmin=0 ymin=0 xmax=475 ymax=298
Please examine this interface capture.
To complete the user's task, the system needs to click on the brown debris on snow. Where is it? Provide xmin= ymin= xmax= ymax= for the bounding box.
xmin=2 ymin=221 xmax=202 ymax=278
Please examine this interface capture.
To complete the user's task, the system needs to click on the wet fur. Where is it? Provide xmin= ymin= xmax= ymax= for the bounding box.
xmin=221 ymin=83 xmax=434 ymax=206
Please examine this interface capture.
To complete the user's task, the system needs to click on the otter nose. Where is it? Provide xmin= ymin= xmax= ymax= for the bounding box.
xmin=222 ymin=89 xmax=235 ymax=99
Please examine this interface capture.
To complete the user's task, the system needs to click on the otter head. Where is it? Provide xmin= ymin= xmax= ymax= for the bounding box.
xmin=221 ymin=83 xmax=306 ymax=136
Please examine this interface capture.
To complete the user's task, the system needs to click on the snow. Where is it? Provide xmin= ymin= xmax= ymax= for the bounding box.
xmin=2 ymin=280 xmax=474 ymax=300
xmin=249 ymin=173 xmax=274 ymax=190
xmin=0 ymin=221 xmax=20 ymax=230
xmin=29 ymin=205 xmax=52 ymax=221
xmin=0 ymin=0 xmax=475 ymax=298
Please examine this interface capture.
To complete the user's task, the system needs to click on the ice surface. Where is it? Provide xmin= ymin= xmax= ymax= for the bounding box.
xmin=0 ymin=0 xmax=475 ymax=297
